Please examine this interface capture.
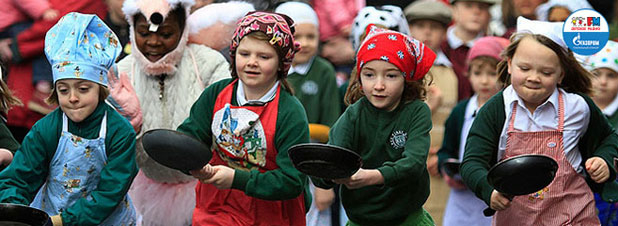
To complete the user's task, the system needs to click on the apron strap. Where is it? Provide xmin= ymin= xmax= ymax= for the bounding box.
xmin=62 ymin=113 xmax=69 ymax=132
xmin=99 ymin=112 xmax=107 ymax=138
xmin=508 ymin=101 xmax=518 ymax=132
xmin=557 ymin=91 xmax=565 ymax=132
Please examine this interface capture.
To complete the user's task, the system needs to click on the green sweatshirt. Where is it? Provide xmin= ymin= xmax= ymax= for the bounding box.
xmin=287 ymin=57 xmax=341 ymax=126
xmin=177 ymin=78 xmax=311 ymax=202
xmin=0 ymin=102 xmax=138 ymax=226
xmin=607 ymin=111 xmax=618 ymax=128
xmin=313 ymin=98 xmax=432 ymax=225
xmin=461 ymin=91 xmax=618 ymax=205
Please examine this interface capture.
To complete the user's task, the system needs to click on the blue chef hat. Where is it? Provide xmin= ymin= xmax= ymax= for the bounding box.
xmin=45 ymin=12 xmax=121 ymax=87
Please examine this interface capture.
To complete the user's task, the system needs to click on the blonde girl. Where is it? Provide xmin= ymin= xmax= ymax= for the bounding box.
xmin=461 ymin=17 xmax=618 ymax=225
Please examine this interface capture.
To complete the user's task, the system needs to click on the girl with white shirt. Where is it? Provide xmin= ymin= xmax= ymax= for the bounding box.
xmin=461 ymin=17 xmax=618 ymax=226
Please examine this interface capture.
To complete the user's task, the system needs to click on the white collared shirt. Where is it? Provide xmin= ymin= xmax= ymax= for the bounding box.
xmin=287 ymin=56 xmax=315 ymax=76
xmin=459 ymin=94 xmax=479 ymax=160
xmin=434 ymin=50 xmax=452 ymax=67
xmin=446 ymin=26 xmax=483 ymax=49
xmin=236 ymin=80 xmax=280 ymax=106
xmin=498 ymin=85 xmax=589 ymax=171
xmin=602 ymin=94 xmax=618 ymax=117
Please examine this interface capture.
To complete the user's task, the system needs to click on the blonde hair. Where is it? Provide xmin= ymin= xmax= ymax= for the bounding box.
xmin=497 ymin=33 xmax=592 ymax=95
xmin=344 ymin=66 xmax=429 ymax=106
xmin=0 ymin=62 xmax=22 ymax=114
xmin=229 ymin=31 xmax=295 ymax=95
xmin=46 ymin=84 xmax=110 ymax=105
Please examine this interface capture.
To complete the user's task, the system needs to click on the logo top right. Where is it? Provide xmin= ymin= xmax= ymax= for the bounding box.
xmin=563 ymin=9 xmax=609 ymax=55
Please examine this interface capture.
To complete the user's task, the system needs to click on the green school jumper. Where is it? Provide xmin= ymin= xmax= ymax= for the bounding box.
xmin=177 ymin=78 xmax=312 ymax=206
xmin=313 ymin=97 xmax=434 ymax=225
xmin=287 ymin=56 xmax=341 ymax=126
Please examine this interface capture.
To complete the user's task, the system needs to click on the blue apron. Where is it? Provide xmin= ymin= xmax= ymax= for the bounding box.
xmin=31 ymin=113 xmax=135 ymax=225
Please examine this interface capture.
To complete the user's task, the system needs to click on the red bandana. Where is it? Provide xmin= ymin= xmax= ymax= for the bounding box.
xmin=356 ymin=25 xmax=436 ymax=81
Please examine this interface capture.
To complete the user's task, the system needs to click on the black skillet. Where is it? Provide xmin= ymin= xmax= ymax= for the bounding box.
xmin=442 ymin=158 xmax=461 ymax=178
xmin=483 ymin=154 xmax=559 ymax=216
xmin=141 ymin=129 xmax=212 ymax=174
xmin=288 ymin=143 xmax=362 ymax=180
xmin=0 ymin=203 xmax=50 ymax=226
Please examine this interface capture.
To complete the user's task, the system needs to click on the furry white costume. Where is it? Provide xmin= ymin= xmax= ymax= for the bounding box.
xmin=113 ymin=0 xmax=231 ymax=225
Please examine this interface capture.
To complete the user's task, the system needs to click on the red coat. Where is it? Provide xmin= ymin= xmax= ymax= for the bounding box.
xmin=6 ymin=0 xmax=107 ymax=128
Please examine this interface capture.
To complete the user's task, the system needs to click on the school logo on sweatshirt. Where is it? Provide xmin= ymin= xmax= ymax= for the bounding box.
xmin=390 ymin=130 xmax=407 ymax=149
xmin=301 ymin=81 xmax=318 ymax=95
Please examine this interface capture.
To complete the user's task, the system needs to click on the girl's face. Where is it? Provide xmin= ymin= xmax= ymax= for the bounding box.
xmin=592 ymin=68 xmax=618 ymax=104
xmin=56 ymin=79 xmax=100 ymax=123
xmin=235 ymin=36 xmax=279 ymax=91
xmin=360 ymin=60 xmax=405 ymax=111
xmin=508 ymin=37 xmax=564 ymax=110
xmin=134 ymin=13 xmax=182 ymax=62
xmin=293 ymin=23 xmax=319 ymax=65
xmin=468 ymin=60 xmax=501 ymax=100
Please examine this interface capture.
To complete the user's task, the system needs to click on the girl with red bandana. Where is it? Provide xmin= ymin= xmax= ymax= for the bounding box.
xmin=312 ymin=24 xmax=437 ymax=225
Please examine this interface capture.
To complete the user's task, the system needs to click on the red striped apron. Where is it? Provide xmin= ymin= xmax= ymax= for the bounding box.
xmin=493 ymin=92 xmax=600 ymax=226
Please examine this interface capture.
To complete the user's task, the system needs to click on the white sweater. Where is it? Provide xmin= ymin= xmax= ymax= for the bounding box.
xmin=117 ymin=44 xmax=230 ymax=183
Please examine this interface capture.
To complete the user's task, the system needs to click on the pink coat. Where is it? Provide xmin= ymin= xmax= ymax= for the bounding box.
xmin=0 ymin=0 xmax=52 ymax=32
xmin=312 ymin=0 xmax=364 ymax=41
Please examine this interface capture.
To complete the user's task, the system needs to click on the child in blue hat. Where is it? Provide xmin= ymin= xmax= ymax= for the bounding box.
xmin=0 ymin=12 xmax=138 ymax=226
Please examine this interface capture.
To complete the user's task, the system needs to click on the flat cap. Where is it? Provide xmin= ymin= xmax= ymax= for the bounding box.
xmin=404 ymin=0 xmax=452 ymax=26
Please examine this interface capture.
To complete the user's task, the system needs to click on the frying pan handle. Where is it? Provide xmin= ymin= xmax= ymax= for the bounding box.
xmin=483 ymin=207 xmax=496 ymax=216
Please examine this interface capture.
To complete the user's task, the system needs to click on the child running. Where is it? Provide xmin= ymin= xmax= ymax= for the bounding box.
xmin=0 ymin=13 xmax=137 ymax=225
xmin=178 ymin=11 xmax=311 ymax=226
xmin=461 ymin=17 xmax=618 ymax=225
xmin=313 ymin=24 xmax=437 ymax=225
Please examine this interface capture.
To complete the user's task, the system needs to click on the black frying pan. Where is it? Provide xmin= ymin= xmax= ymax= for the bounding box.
xmin=442 ymin=158 xmax=461 ymax=178
xmin=0 ymin=203 xmax=50 ymax=226
xmin=483 ymin=154 xmax=558 ymax=216
xmin=141 ymin=129 xmax=212 ymax=174
xmin=288 ymin=143 xmax=362 ymax=180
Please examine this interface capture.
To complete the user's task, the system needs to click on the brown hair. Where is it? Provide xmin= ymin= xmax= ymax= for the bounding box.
xmin=229 ymin=31 xmax=294 ymax=95
xmin=344 ymin=65 xmax=429 ymax=106
xmin=0 ymin=61 xmax=22 ymax=114
xmin=46 ymin=84 xmax=110 ymax=105
xmin=497 ymin=33 xmax=592 ymax=95
xmin=468 ymin=56 xmax=500 ymax=75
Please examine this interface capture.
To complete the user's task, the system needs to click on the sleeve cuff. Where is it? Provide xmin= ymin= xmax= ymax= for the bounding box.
xmin=377 ymin=166 xmax=395 ymax=187
xmin=231 ymin=169 xmax=250 ymax=190
xmin=51 ymin=215 xmax=63 ymax=226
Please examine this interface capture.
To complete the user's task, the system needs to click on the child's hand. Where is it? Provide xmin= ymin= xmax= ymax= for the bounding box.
xmin=314 ymin=187 xmax=335 ymax=211
xmin=331 ymin=169 xmax=384 ymax=189
xmin=0 ymin=149 xmax=13 ymax=170
xmin=190 ymin=164 xmax=216 ymax=181
xmin=42 ymin=9 xmax=59 ymax=21
xmin=586 ymin=157 xmax=610 ymax=183
xmin=202 ymin=165 xmax=235 ymax=189
xmin=443 ymin=173 xmax=466 ymax=190
xmin=490 ymin=190 xmax=511 ymax=211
